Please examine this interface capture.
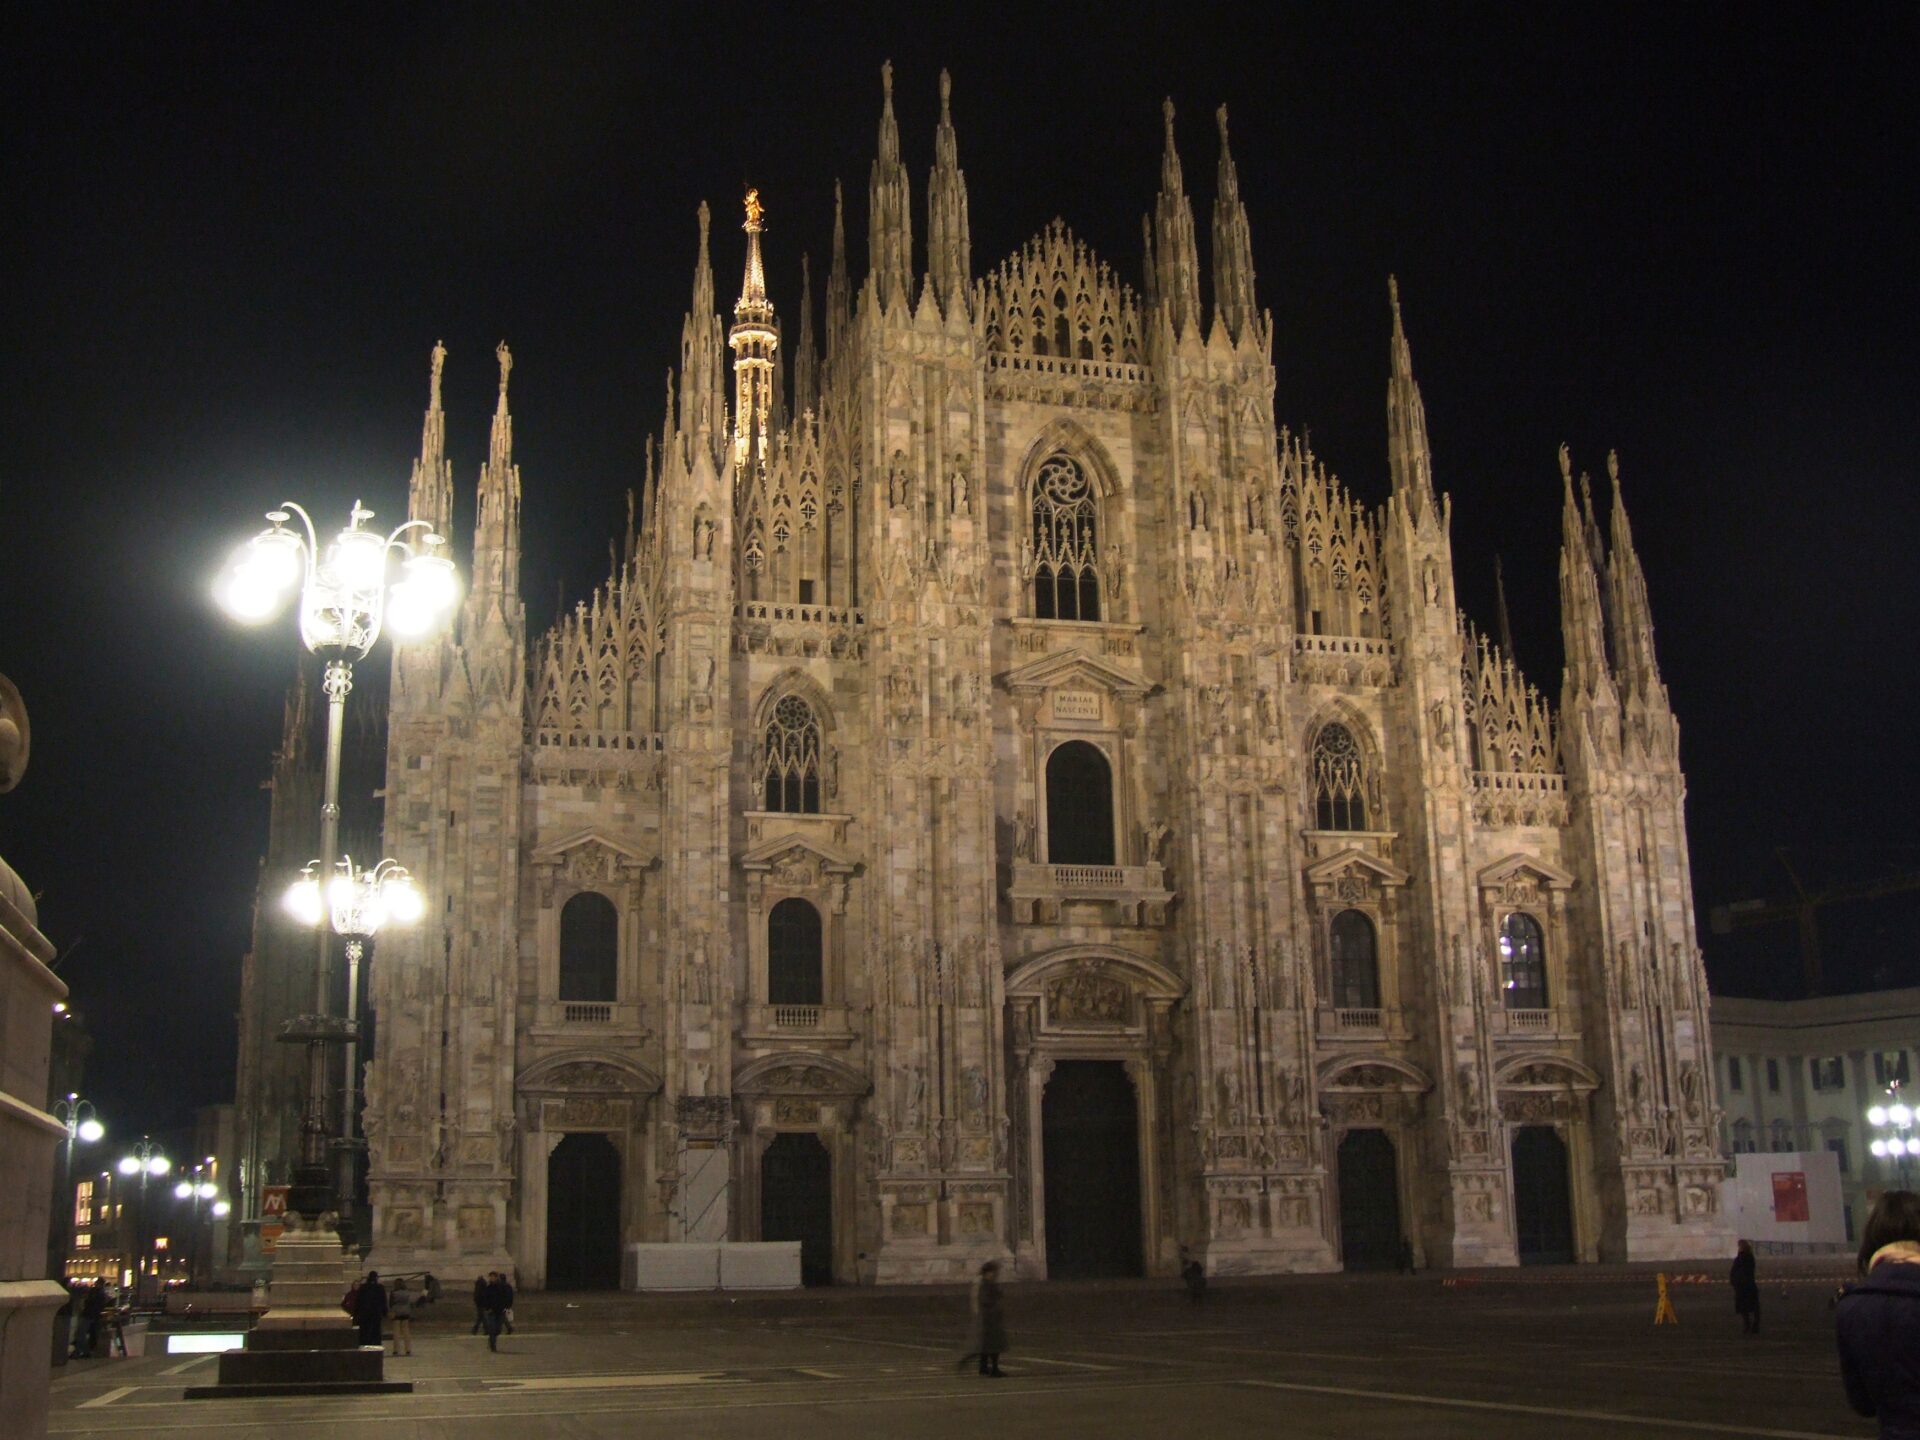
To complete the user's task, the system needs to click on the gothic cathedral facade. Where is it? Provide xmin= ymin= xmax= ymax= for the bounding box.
xmin=359 ymin=68 xmax=1727 ymax=1286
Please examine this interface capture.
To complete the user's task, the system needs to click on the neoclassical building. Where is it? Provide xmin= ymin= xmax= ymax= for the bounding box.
xmin=356 ymin=67 xmax=1726 ymax=1286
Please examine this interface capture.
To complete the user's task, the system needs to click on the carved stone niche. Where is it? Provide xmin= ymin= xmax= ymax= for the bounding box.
xmin=1004 ymin=946 xmax=1186 ymax=1041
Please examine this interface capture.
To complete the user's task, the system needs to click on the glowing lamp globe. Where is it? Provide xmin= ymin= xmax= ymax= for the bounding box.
xmin=382 ymin=873 xmax=425 ymax=925
xmin=328 ymin=524 xmax=388 ymax=591
xmin=77 ymin=1118 xmax=105 ymax=1144
xmin=173 ymin=1181 xmax=193 ymax=1200
xmin=284 ymin=875 xmax=325 ymax=927
xmin=116 ymin=1156 xmax=140 ymax=1177
xmin=147 ymin=1155 xmax=171 ymax=1177
xmin=1891 ymin=1103 xmax=1914 ymax=1128
xmin=212 ymin=1201 xmax=231 ymax=1218
xmin=1869 ymin=1106 xmax=1889 ymax=1126
xmin=196 ymin=1182 xmax=218 ymax=1200
xmin=384 ymin=581 xmax=436 ymax=638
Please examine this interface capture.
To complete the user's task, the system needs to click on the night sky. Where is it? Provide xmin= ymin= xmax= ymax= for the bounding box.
xmin=5 ymin=6 xmax=1916 ymax=1147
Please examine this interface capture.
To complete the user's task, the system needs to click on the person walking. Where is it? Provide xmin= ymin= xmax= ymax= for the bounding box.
xmin=1730 ymin=1239 xmax=1761 ymax=1335
xmin=480 ymin=1271 xmax=507 ymax=1352
xmin=73 ymin=1281 xmax=105 ymax=1358
xmin=471 ymin=1274 xmax=488 ymax=1335
xmin=1179 ymin=1246 xmax=1207 ymax=1304
xmin=498 ymin=1271 xmax=516 ymax=1334
xmin=352 ymin=1270 xmax=388 ymax=1349
xmin=1836 ymin=1190 xmax=1920 ymax=1439
xmin=971 ymin=1261 xmax=1007 ymax=1377
xmin=389 ymin=1278 xmax=415 ymax=1356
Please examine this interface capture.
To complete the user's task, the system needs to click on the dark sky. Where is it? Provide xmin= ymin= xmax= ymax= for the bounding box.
xmin=4 ymin=5 xmax=1916 ymax=1143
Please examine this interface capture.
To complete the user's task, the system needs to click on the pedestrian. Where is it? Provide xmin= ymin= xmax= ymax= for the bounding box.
xmin=389 ymin=1278 xmax=415 ymax=1356
xmin=1730 ymin=1239 xmax=1761 ymax=1335
xmin=480 ymin=1271 xmax=506 ymax=1352
xmin=1180 ymin=1246 xmax=1207 ymax=1304
xmin=1836 ymin=1189 xmax=1920 ymax=1439
xmin=352 ymin=1269 xmax=388 ymax=1349
xmin=972 ymin=1260 xmax=1007 ymax=1377
xmin=471 ymin=1274 xmax=487 ymax=1335
xmin=74 ymin=1281 xmax=106 ymax=1358
xmin=498 ymin=1271 xmax=516 ymax=1333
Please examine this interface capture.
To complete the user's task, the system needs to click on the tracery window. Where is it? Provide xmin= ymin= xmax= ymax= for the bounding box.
xmin=1499 ymin=912 xmax=1548 ymax=1010
xmin=559 ymin=891 xmax=618 ymax=1003
xmin=1329 ymin=909 xmax=1380 ymax=1011
xmin=763 ymin=695 xmax=821 ymax=813
xmin=1030 ymin=455 xmax=1101 ymax=621
xmin=1311 ymin=723 xmax=1369 ymax=831
xmin=768 ymin=897 xmax=823 ymax=1006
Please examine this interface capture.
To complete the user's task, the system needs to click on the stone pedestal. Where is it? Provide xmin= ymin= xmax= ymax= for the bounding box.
xmin=187 ymin=1215 xmax=410 ymax=1399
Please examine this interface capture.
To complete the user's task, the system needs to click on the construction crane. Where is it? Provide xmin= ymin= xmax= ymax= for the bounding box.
xmin=1710 ymin=849 xmax=1920 ymax=996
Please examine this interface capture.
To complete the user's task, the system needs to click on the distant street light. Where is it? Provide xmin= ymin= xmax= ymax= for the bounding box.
xmin=1867 ymin=1080 xmax=1915 ymax=1189
xmin=50 ymin=1094 xmax=105 ymax=1281
xmin=284 ymin=855 xmax=424 ymax=1218
xmin=115 ymin=1136 xmax=170 ymax=1295
xmin=217 ymin=499 xmax=457 ymax=1234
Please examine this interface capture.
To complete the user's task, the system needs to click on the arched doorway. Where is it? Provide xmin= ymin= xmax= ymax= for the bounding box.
xmin=761 ymin=1132 xmax=833 ymax=1285
xmin=1336 ymin=1128 xmax=1401 ymax=1270
xmin=1512 ymin=1125 xmax=1575 ymax=1264
xmin=546 ymin=1132 xmax=621 ymax=1289
xmin=1042 ymin=1060 xmax=1142 ymax=1277
xmin=1045 ymin=741 xmax=1115 ymax=866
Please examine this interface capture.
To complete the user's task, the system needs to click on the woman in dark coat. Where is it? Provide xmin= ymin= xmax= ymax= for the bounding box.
xmin=1836 ymin=1190 xmax=1920 ymax=1439
xmin=972 ymin=1261 xmax=1007 ymax=1377
xmin=351 ymin=1270 xmax=388 ymax=1348
xmin=1730 ymin=1239 xmax=1760 ymax=1334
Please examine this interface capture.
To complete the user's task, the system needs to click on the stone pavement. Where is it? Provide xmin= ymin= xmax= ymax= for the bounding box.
xmin=48 ymin=1270 xmax=1875 ymax=1438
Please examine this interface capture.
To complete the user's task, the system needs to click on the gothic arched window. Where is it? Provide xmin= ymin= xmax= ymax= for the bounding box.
xmin=1045 ymin=740 xmax=1115 ymax=866
xmin=1030 ymin=455 xmax=1101 ymax=622
xmin=559 ymin=891 xmax=618 ymax=1003
xmin=763 ymin=695 xmax=822 ymax=813
xmin=1311 ymin=723 xmax=1369 ymax=831
xmin=1499 ymin=911 xmax=1548 ymax=1009
xmin=1329 ymin=909 xmax=1380 ymax=1011
xmin=768 ymin=897 xmax=823 ymax=1006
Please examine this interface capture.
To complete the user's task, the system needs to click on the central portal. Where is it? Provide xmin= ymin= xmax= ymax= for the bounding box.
xmin=1336 ymin=1128 xmax=1401 ymax=1271
xmin=761 ymin=1131 xmax=833 ymax=1285
xmin=1042 ymin=1060 xmax=1142 ymax=1278
xmin=546 ymin=1131 xmax=622 ymax=1290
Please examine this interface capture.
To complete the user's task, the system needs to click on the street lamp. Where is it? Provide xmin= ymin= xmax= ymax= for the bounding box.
xmin=1867 ymin=1080 xmax=1915 ymax=1189
xmin=217 ymin=500 xmax=457 ymax=1230
xmin=115 ymin=1137 xmax=170 ymax=1297
xmin=172 ymin=1164 xmax=225 ymax=1286
xmin=50 ymin=1095 xmax=104 ymax=1280
xmin=284 ymin=855 xmax=424 ymax=1219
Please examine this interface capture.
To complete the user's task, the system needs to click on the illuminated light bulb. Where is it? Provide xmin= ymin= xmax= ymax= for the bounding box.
xmin=329 ymin=526 xmax=387 ymax=591
xmin=78 ymin=1118 xmax=105 ymax=1144
xmin=284 ymin=876 xmax=325 ymax=927
xmin=384 ymin=580 xmax=434 ymax=637
xmin=1872 ymin=1139 xmax=1889 ymax=1158
xmin=117 ymin=1156 xmax=140 ymax=1177
xmin=383 ymin=875 xmax=425 ymax=925
xmin=197 ymin=1182 xmax=218 ymax=1200
xmin=1868 ymin=1106 xmax=1889 ymax=1127
xmin=174 ymin=1181 xmax=193 ymax=1200
xmin=212 ymin=1201 xmax=231 ymax=1218
xmin=406 ymin=548 xmax=459 ymax=616
xmin=1891 ymin=1104 xmax=1913 ymax=1128
xmin=147 ymin=1155 xmax=171 ymax=1177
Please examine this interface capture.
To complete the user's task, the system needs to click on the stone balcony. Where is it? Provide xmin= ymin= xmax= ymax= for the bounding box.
xmin=525 ymin=999 xmax=648 ymax=1044
xmin=1495 ymin=1005 xmax=1574 ymax=1039
xmin=1006 ymin=860 xmax=1174 ymax=927
xmin=1316 ymin=1005 xmax=1404 ymax=1040
xmin=739 ymin=1002 xmax=857 ymax=1049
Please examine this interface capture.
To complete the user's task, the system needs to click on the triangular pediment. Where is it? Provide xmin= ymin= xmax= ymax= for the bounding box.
xmin=1476 ymin=853 xmax=1575 ymax=891
xmin=739 ymin=832 xmax=858 ymax=875
xmin=531 ymin=828 xmax=651 ymax=866
xmin=1304 ymin=846 xmax=1410 ymax=888
xmin=1002 ymin=647 xmax=1150 ymax=699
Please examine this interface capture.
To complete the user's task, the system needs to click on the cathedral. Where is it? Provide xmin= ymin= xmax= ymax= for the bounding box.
xmin=340 ymin=65 xmax=1727 ymax=1287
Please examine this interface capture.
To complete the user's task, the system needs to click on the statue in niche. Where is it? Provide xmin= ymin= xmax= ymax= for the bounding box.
xmin=1012 ymin=808 xmax=1036 ymax=861
xmin=1423 ymin=559 xmax=1440 ymax=605
xmin=949 ymin=454 xmax=970 ymax=513
xmin=1277 ymin=1066 xmax=1304 ymax=1123
xmin=902 ymin=1064 xmax=926 ymax=1130
xmin=1215 ymin=1069 xmax=1240 ymax=1125
xmin=825 ymin=745 xmax=840 ymax=798
xmin=1256 ymin=687 xmax=1278 ymax=741
xmin=1678 ymin=1062 xmax=1704 ymax=1121
xmin=962 ymin=1066 xmax=989 ymax=1127
xmin=888 ymin=451 xmax=910 ymax=508
xmin=1628 ymin=1063 xmax=1650 ymax=1123
xmin=1456 ymin=1062 xmax=1483 ymax=1128
xmin=694 ymin=512 xmax=715 ymax=560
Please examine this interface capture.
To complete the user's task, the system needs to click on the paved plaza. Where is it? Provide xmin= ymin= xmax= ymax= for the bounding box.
xmin=48 ymin=1269 xmax=1872 ymax=1439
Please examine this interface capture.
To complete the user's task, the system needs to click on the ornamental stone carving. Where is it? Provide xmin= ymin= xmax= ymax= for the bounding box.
xmin=1046 ymin=963 xmax=1131 ymax=1024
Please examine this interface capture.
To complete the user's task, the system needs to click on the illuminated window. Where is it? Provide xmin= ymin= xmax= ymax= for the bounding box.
xmin=1499 ymin=912 xmax=1548 ymax=1009
xmin=74 ymin=1233 xmax=92 ymax=1250
xmin=1329 ymin=909 xmax=1380 ymax=1010
xmin=75 ymin=1181 xmax=93 ymax=1229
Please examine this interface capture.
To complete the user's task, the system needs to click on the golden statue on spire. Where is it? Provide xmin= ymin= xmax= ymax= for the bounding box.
xmin=743 ymin=188 xmax=764 ymax=232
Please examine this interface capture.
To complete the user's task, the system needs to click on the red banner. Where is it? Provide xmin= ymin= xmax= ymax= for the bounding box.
xmin=1771 ymin=1170 xmax=1809 ymax=1222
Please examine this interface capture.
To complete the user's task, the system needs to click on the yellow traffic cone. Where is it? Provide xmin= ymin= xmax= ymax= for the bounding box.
xmin=1653 ymin=1271 xmax=1679 ymax=1325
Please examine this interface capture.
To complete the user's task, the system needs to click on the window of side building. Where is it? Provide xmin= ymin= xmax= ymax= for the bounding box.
xmin=1767 ymin=1058 xmax=1780 ymax=1093
xmin=1726 ymin=1056 xmax=1744 ymax=1093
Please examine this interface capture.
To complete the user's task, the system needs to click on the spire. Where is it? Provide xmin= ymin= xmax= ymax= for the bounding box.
xmin=1386 ymin=277 xmax=1438 ymax=523
xmin=730 ymin=189 xmax=780 ymax=472
xmin=1210 ymin=105 xmax=1258 ymax=344
xmin=469 ymin=340 xmax=523 ymax=626
xmin=794 ymin=253 xmax=818 ymax=417
xmin=677 ymin=202 xmax=728 ymax=453
xmin=826 ymin=180 xmax=850 ymax=359
xmin=407 ymin=340 xmax=453 ymax=538
xmin=868 ymin=60 xmax=914 ymax=312
xmin=1605 ymin=449 xmax=1664 ymax=696
xmin=926 ymin=68 xmax=972 ymax=320
xmin=1495 ymin=554 xmax=1517 ymax=664
xmin=1152 ymin=98 xmax=1202 ymax=337
xmin=1557 ymin=444 xmax=1611 ymax=699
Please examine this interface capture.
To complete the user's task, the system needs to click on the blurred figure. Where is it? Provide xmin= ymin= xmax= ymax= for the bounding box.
xmin=389 ymin=1277 xmax=414 ymax=1356
xmin=471 ymin=1274 xmax=487 ymax=1335
xmin=1180 ymin=1246 xmax=1207 ymax=1303
xmin=1836 ymin=1190 xmax=1920 ymax=1438
xmin=1730 ymin=1239 xmax=1760 ymax=1334
xmin=352 ymin=1269 xmax=387 ymax=1348
xmin=971 ymin=1261 xmax=1007 ymax=1377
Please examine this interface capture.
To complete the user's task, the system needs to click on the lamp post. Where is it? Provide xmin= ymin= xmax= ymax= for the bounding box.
xmin=283 ymin=855 xmax=424 ymax=1225
xmin=115 ymin=1137 xmax=170 ymax=1298
xmin=172 ymin=1163 xmax=223 ymax=1287
xmin=1867 ymin=1080 xmax=1915 ymax=1189
xmin=218 ymin=500 xmax=457 ymax=1232
xmin=49 ymin=1094 xmax=104 ymax=1284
